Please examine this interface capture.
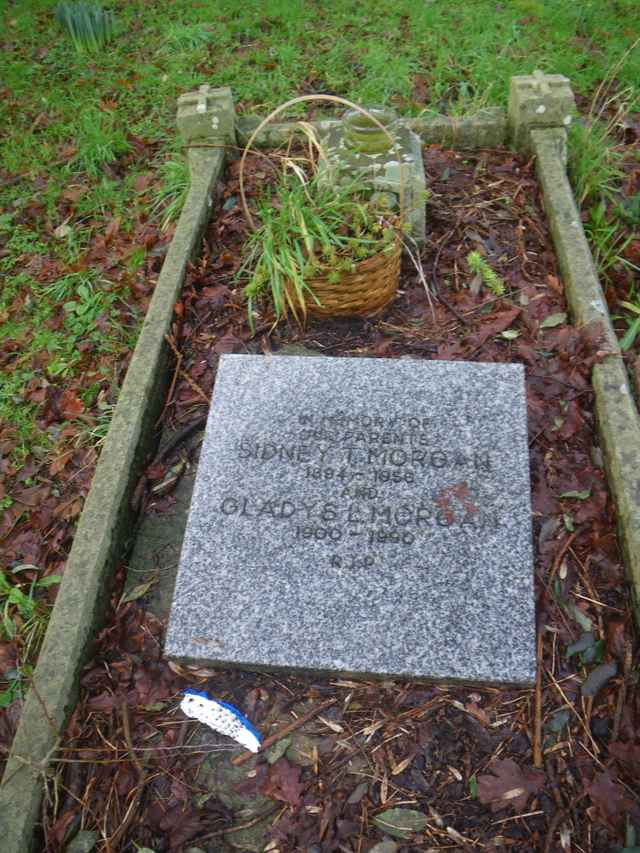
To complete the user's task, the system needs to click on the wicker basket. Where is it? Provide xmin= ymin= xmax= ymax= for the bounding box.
xmin=294 ymin=239 xmax=401 ymax=319
xmin=238 ymin=96 xmax=405 ymax=323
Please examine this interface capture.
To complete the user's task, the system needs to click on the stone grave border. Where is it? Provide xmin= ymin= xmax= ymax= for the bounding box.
xmin=2 ymin=77 xmax=639 ymax=852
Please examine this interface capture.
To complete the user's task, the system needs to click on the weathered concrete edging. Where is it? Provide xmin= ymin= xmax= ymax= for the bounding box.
xmin=532 ymin=127 xmax=640 ymax=626
xmin=236 ymin=106 xmax=507 ymax=149
xmin=0 ymin=148 xmax=226 ymax=853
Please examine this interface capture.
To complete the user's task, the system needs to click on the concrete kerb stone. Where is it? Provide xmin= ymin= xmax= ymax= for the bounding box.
xmin=236 ymin=107 xmax=507 ymax=150
xmin=0 ymin=146 xmax=226 ymax=853
xmin=531 ymin=129 xmax=617 ymax=347
xmin=532 ymin=127 xmax=640 ymax=625
xmin=407 ymin=107 xmax=507 ymax=149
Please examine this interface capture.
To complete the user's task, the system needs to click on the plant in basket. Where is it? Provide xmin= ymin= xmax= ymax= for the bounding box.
xmin=239 ymin=167 xmax=402 ymax=327
xmin=235 ymin=96 xmax=407 ymax=328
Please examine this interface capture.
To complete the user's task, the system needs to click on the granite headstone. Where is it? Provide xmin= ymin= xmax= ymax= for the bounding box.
xmin=166 ymin=354 xmax=536 ymax=685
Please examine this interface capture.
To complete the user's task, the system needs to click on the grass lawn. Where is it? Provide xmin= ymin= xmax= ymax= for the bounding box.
xmin=0 ymin=0 xmax=639 ymax=701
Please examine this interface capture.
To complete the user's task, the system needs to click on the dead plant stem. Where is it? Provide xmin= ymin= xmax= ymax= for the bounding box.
xmin=533 ymin=629 xmax=544 ymax=768
xmin=232 ymin=697 xmax=336 ymax=766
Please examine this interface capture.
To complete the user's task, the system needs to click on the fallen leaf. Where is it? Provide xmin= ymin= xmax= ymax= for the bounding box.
xmin=411 ymin=73 xmax=429 ymax=103
xmin=104 ymin=216 xmax=121 ymax=244
xmin=556 ymin=400 xmax=584 ymax=440
xmin=134 ymin=174 xmax=153 ymax=192
xmin=261 ymin=758 xmax=303 ymax=809
xmin=372 ymin=808 xmax=428 ymax=839
xmin=60 ymin=184 xmax=88 ymax=202
xmin=0 ymin=643 xmax=16 ymax=677
xmin=567 ymin=602 xmax=593 ymax=632
xmin=546 ymin=709 xmax=571 ymax=733
xmin=213 ymin=330 xmax=243 ymax=354
xmin=119 ymin=580 xmax=154 ymax=605
xmin=369 ymin=842 xmax=398 ymax=853
xmin=470 ymin=307 xmax=521 ymax=348
xmin=566 ymin=632 xmax=595 ymax=658
xmin=586 ymin=770 xmax=631 ymax=829
xmin=201 ymin=285 xmax=230 ymax=305
xmin=88 ymin=691 xmax=120 ymax=712
xmin=12 ymin=485 xmax=51 ymax=507
xmin=477 ymin=758 xmax=544 ymax=813
xmin=265 ymin=736 xmax=291 ymax=765
xmin=347 ymin=781 xmax=369 ymax=804
xmin=581 ymin=661 xmax=617 ymax=698
xmin=540 ymin=312 xmax=567 ymax=329
xmin=608 ymin=741 xmax=640 ymax=776
xmin=59 ymin=389 xmax=84 ymax=419
xmin=606 ymin=619 xmax=627 ymax=659
xmin=49 ymin=449 xmax=74 ymax=476
xmin=546 ymin=274 xmax=563 ymax=295
xmin=52 ymin=496 xmax=83 ymax=520
xmin=54 ymin=222 xmax=72 ymax=239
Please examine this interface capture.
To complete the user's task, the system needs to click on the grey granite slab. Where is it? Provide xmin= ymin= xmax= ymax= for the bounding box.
xmin=165 ymin=354 xmax=536 ymax=686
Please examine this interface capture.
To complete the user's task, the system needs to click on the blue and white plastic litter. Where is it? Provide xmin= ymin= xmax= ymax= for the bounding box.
xmin=180 ymin=690 xmax=262 ymax=753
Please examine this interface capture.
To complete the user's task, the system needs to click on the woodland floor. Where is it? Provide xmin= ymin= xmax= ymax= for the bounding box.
xmin=31 ymin=146 xmax=640 ymax=853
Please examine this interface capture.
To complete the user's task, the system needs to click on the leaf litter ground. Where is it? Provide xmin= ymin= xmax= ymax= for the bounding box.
xmin=0 ymin=134 xmax=170 ymax=717
xmin=36 ymin=146 xmax=640 ymax=852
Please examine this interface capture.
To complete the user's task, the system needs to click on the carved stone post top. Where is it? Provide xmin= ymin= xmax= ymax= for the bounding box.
xmin=508 ymin=71 xmax=576 ymax=153
xmin=176 ymin=85 xmax=236 ymax=144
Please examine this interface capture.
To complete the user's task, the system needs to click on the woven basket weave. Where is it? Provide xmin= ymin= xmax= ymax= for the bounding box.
xmin=295 ymin=239 xmax=401 ymax=319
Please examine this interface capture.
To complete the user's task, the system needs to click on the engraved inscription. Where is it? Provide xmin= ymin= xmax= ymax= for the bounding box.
xmin=222 ymin=409 xmax=500 ymax=564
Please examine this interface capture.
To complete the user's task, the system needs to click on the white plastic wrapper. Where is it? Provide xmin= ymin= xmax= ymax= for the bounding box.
xmin=180 ymin=690 xmax=262 ymax=752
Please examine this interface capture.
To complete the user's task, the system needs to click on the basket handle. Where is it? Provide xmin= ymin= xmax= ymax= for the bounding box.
xmin=238 ymin=95 xmax=405 ymax=231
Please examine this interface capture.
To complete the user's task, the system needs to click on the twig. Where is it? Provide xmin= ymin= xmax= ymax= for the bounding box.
xmin=178 ymin=367 xmax=210 ymax=403
xmin=570 ymin=551 xmax=604 ymax=637
xmin=612 ymin=638 xmax=633 ymax=742
xmin=164 ymin=331 xmax=209 ymax=403
xmin=0 ymin=738 xmax=61 ymax=788
xmin=0 ymin=680 xmax=61 ymax=787
xmin=121 ymin=701 xmax=145 ymax=781
xmin=543 ymin=807 xmax=566 ymax=853
xmin=232 ymin=697 xmax=337 ymax=766
xmin=545 ymin=666 xmax=600 ymax=756
xmin=198 ymin=804 xmax=281 ymax=841
xmin=155 ymin=414 xmax=208 ymax=463
xmin=546 ymin=756 xmax=566 ymax=811
xmin=158 ymin=333 xmax=183 ymax=426
xmin=533 ymin=629 xmax=544 ymax=769
xmin=545 ymin=532 xmax=577 ymax=598
xmin=106 ymin=702 xmax=147 ymax=851
xmin=29 ymin=679 xmax=59 ymax=739
xmin=430 ymin=231 xmax=451 ymax=295
xmin=0 ymin=155 xmax=71 ymax=188
xmin=492 ymin=810 xmax=544 ymax=825
xmin=430 ymin=228 xmax=470 ymax=326
xmin=401 ymin=234 xmax=436 ymax=320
